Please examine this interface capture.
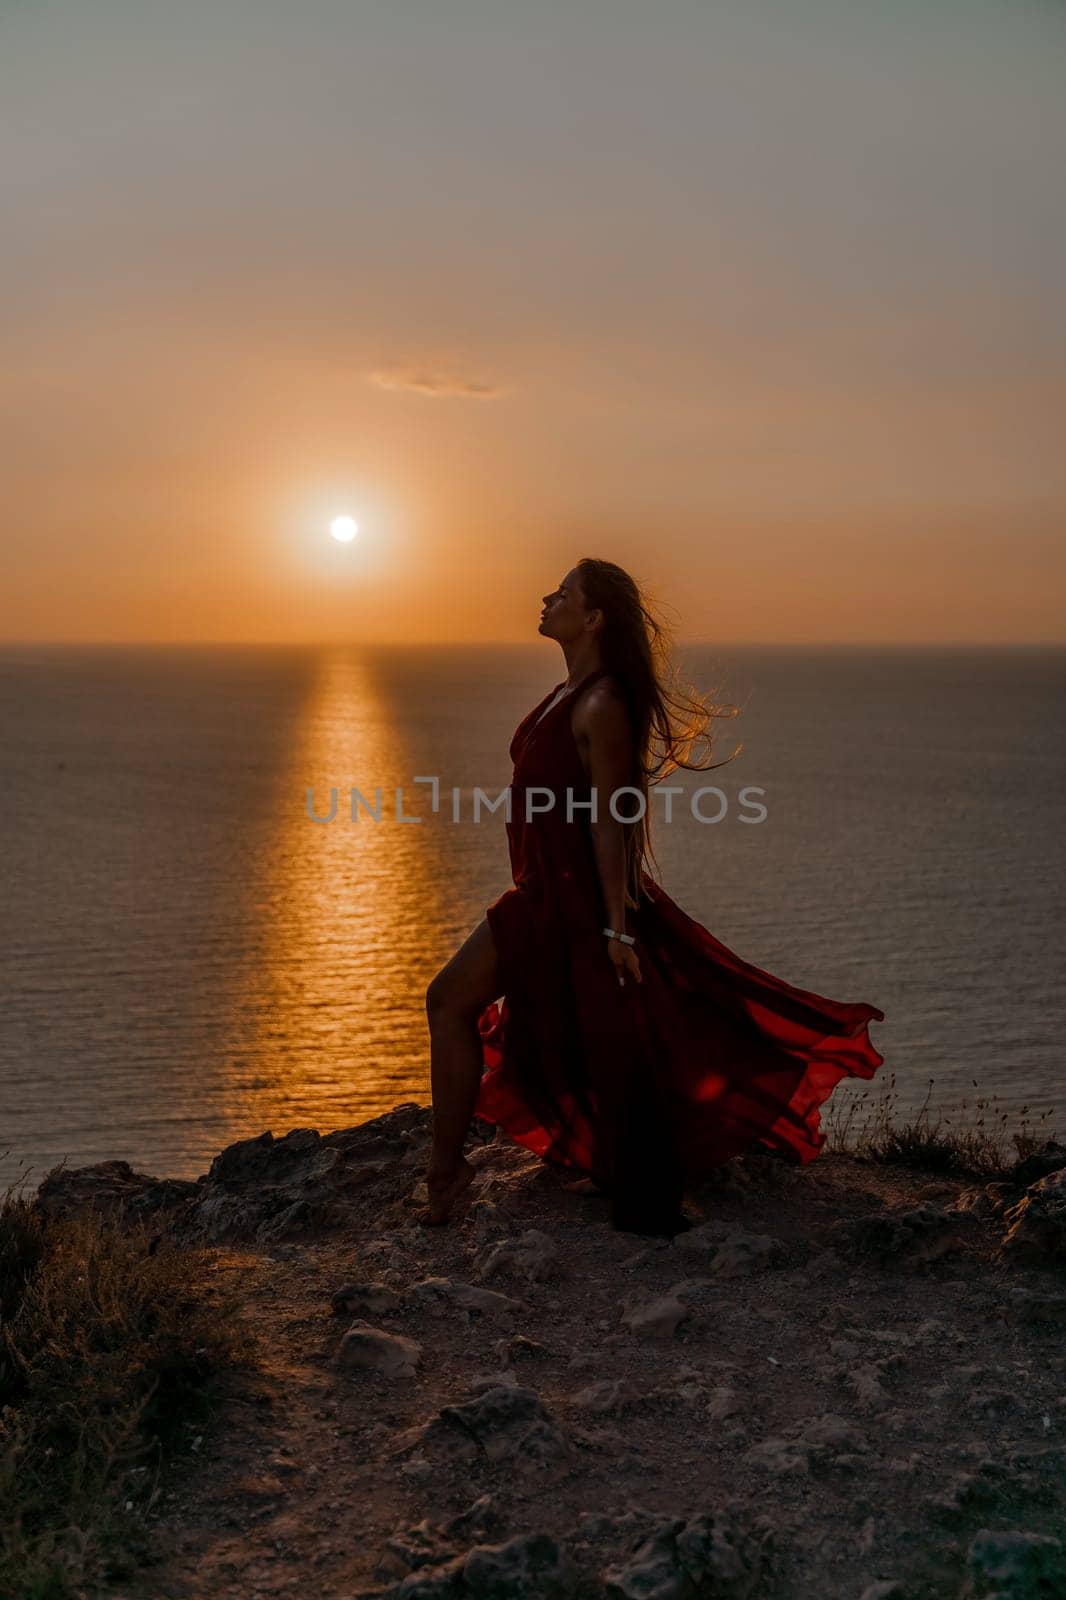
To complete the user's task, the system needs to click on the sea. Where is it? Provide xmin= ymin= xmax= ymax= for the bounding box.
xmin=1 ymin=643 xmax=1063 ymax=1189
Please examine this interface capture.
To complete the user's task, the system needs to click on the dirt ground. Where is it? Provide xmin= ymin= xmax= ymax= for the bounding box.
xmin=98 ymin=1132 xmax=1066 ymax=1600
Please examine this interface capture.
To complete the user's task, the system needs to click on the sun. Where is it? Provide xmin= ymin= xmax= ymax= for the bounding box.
xmin=330 ymin=515 xmax=358 ymax=543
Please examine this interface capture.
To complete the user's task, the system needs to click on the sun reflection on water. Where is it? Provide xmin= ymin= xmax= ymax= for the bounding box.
xmin=225 ymin=649 xmax=440 ymax=1140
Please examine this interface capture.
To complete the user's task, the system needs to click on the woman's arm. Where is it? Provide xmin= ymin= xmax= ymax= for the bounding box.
xmin=572 ymin=683 xmax=643 ymax=986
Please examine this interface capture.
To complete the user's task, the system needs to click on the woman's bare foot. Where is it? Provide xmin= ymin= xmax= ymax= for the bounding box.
xmin=561 ymin=1176 xmax=605 ymax=1195
xmin=415 ymin=1155 xmax=477 ymax=1225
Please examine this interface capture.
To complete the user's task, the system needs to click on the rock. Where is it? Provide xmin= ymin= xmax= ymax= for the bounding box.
xmin=802 ymin=1249 xmax=844 ymax=1280
xmin=569 ymin=1422 xmax=636 ymax=1458
xmin=35 ymin=1160 xmax=199 ymax=1222
xmin=393 ymin=1532 xmax=572 ymax=1598
xmin=736 ymin=1147 xmax=802 ymax=1189
xmin=41 ymin=1106 xmax=435 ymax=1243
xmin=406 ymin=1275 xmax=455 ymax=1312
xmin=406 ymin=1278 xmax=531 ymax=1319
xmin=568 ymin=1351 xmax=600 ymax=1374
xmin=445 ymin=1282 xmax=532 ymax=1319
xmin=331 ymin=1281 xmax=403 ymax=1317
xmin=949 ymin=1188 xmax=1001 ymax=1220
xmin=671 ymin=1220 xmax=733 ymax=1259
xmin=569 ymin=1377 xmax=646 ymax=1415
xmin=708 ymin=1231 xmax=789 ymax=1279
xmin=884 ymin=1454 xmax=923 ymax=1476
xmin=339 ymin=1322 xmax=422 ymax=1380
xmin=376 ymin=1498 xmax=506 ymax=1585
xmin=574 ymin=1504 xmax=659 ymax=1542
xmin=617 ymin=1248 xmax=651 ymax=1270
xmin=1003 ymin=1287 xmax=1066 ymax=1325
xmin=495 ymin=1334 xmax=548 ymax=1363
xmin=468 ymin=1200 xmax=514 ymax=1240
xmin=672 ymin=1222 xmax=787 ymax=1278
xmin=931 ymin=1445 xmax=1066 ymax=1525
xmin=620 ymin=1291 xmax=691 ymax=1340
xmin=409 ymin=1385 xmax=569 ymax=1469
xmin=649 ymin=1363 xmax=714 ymax=1411
xmin=931 ymin=1463 xmax=1009 ymax=1523
xmin=461 ymin=1533 xmax=573 ymax=1598
xmin=1001 ymin=1167 xmax=1066 ymax=1265
xmin=467 ymin=1371 xmax=518 ymax=1393
xmin=706 ymin=1386 xmax=742 ymax=1422
xmin=829 ymin=1349 xmax=904 ymax=1411
xmin=914 ymin=1181 xmax=959 ymax=1201
xmin=963 ymin=1527 xmax=1064 ymax=1598
xmin=828 ymin=1203 xmax=975 ymax=1271
xmin=364 ymin=1231 xmax=419 ymax=1263
xmin=928 ymin=1465 xmax=998 ymax=1523
xmin=646 ymin=1356 xmax=713 ymax=1408
xmin=376 ymin=1518 xmax=448 ymax=1581
xmin=798 ymin=1413 xmax=870 ymax=1456
xmin=255 ymin=1198 xmax=313 ymax=1241
xmin=838 ymin=1362 xmax=892 ymax=1411
xmin=965 ymin=1388 xmax=1027 ymax=1421
xmin=865 ymin=1327 xmax=917 ymax=1351
xmin=387 ymin=1554 xmax=464 ymax=1595
xmin=603 ymin=1510 xmax=771 ymax=1599
xmin=361 ymin=1235 xmax=419 ymax=1273
xmin=1008 ymin=1139 xmax=1066 ymax=1190
xmin=742 ymin=1436 xmax=811 ymax=1476
xmin=912 ymin=1317 xmax=949 ymax=1344
xmin=474 ymin=1229 xmax=559 ymax=1283
xmin=440 ymin=1495 xmax=503 ymax=1545
xmin=669 ymin=1365 xmax=709 ymax=1407
xmin=209 ymin=1126 xmax=310 ymax=1184
xmin=744 ymin=1412 xmax=870 ymax=1475
xmin=818 ymin=1304 xmax=851 ymax=1336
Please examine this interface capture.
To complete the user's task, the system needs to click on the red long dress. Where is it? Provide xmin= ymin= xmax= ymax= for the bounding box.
xmin=474 ymin=667 xmax=886 ymax=1235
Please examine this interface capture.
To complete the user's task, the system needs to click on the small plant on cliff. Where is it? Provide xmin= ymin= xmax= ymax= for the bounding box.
xmin=0 ymin=1184 xmax=241 ymax=1599
xmin=826 ymin=1072 xmax=1056 ymax=1177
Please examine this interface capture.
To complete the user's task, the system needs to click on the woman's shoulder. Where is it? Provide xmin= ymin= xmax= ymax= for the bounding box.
xmin=583 ymin=670 xmax=628 ymax=704
xmin=573 ymin=672 xmax=631 ymax=729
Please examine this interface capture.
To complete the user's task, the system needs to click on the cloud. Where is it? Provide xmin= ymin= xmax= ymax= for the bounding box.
xmin=368 ymin=366 xmax=506 ymax=399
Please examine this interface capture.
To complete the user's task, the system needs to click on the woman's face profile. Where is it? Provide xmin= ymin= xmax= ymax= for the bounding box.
xmin=539 ymin=568 xmax=593 ymax=641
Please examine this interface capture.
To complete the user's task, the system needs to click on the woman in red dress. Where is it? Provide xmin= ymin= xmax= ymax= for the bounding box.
xmin=418 ymin=558 xmax=885 ymax=1236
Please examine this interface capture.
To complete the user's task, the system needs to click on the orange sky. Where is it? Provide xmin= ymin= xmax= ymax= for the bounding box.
xmin=2 ymin=1 xmax=1064 ymax=645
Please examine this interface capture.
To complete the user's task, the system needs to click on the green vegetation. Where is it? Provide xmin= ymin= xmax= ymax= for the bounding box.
xmin=0 ymin=1188 xmax=240 ymax=1600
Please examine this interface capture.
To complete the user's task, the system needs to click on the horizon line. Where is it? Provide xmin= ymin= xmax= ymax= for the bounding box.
xmin=1 ymin=637 xmax=1064 ymax=651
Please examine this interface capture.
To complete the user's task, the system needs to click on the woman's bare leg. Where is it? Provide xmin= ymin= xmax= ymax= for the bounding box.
xmin=418 ymin=917 xmax=501 ymax=1224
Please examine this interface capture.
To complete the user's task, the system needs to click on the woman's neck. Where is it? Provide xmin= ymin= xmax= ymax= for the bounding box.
xmin=561 ymin=642 xmax=604 ymax=687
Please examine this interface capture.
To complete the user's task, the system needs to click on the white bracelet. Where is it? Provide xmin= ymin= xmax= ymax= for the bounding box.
xmin=603 ymin=926 xmax=635 ymax=946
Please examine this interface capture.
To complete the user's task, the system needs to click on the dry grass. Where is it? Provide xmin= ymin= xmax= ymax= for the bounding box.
xmin=825 ymin=1070 xmax=1058 ymax=1179
xmin=0 ymin=1187 xmax=242 ymax=1600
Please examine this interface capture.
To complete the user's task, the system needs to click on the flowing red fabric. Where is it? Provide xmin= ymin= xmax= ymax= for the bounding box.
xmin=475 ymin=668 xmax=886 ymax=1235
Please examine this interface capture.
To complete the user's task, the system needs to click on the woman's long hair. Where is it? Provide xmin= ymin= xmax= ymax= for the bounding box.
xmin=575 ymin=556 xmax=743 ymax=911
